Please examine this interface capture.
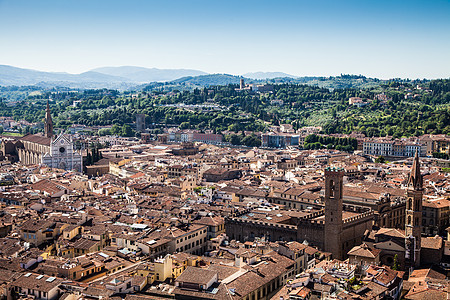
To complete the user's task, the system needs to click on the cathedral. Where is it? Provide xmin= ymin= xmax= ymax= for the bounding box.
xmin=18 ymin=101 xmax=83 ymax=172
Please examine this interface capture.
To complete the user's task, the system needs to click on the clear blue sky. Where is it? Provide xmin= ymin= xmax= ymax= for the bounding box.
xmin=0 ymin=0 xmax=449 ymax=79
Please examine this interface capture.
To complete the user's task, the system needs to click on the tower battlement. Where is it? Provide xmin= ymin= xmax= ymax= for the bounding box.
xmin=300 ymin=209 xmax=324 ymax=220
xmin=324 ymin=166 xmax=345 ymax=176
xmin=298 ymin=218 xmax=325 ymax=226
xmin=227 ymin=217 xmax=297 ymax=230
xmin=343 ymin=211 xmax=374 ymax=226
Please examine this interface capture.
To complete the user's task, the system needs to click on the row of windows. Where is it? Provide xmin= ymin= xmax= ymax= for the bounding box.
xmin=23 ymin=233 xmax=36 ymax=239
xmin=14 ymin=287 xmax=47 ymax=298
xmin=274 ymin=200 xmax=308 ymax=209
xmin=176 ymin=229 xmax=207 ymax=243
xmin=176 ymin=242 xmax=207 ymax=253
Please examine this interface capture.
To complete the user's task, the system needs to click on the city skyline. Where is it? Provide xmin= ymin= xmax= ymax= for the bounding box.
xmin=0 ymin=0 xmax=449 ymax=79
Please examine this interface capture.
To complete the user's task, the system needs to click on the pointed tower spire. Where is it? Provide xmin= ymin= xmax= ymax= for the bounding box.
xmin=407 ymin=150 xmax=422 ymax=191
xmin=44 ymin=100 xmax=53 ymax=138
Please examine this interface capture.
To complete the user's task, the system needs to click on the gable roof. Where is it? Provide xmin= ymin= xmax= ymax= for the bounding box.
xmin=51 ymin=133 xmax=71 ymax=146
xmin=348 ymin=243 xmax=381 ymax=259
xmin=375 ymin=240 xmax=405 ymax=252
xmin=175 ymin=266 xmax=217 ymax=285
xmin=21 ymin=134 xmax=51 ymax=146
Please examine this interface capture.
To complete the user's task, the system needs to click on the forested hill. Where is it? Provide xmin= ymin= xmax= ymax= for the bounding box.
xmin=0 ymin=78 xmax=449 ymax=140
xmin=140 ymin=74 xmax=385 ymax=91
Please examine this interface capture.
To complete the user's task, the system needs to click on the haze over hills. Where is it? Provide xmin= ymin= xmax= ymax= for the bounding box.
xmin=0 ymin=65 xmax=133 ymax=88
xmin=0 ymin=64 xmax=396 ymax=91
xmin=0 ymin=65 xmax=208 ymax=89
xmin=0 ymin=65 xmax=299 ymax=89
xmin=243 ymin=71 xmax=298 ymax=79
xmin=91 ymin=66 xmax=207 ymax=83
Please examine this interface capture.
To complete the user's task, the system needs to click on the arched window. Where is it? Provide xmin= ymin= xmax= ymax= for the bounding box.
xmin=408 ymin=198 xmax=412 ymax=210
xmin=408 ymin=216 xmax=412 ymax=225
xmin=330 ymin=180 xmax=335 ymax=197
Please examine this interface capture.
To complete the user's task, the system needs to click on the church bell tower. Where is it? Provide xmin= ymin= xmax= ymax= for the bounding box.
xmin=405 ymin=151 xmax=423 ymax=269
xmin=44 ymin=100 xmax=53 ymax=138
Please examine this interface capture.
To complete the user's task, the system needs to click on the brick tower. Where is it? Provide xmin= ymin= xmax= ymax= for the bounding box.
xmin=324 ymin=167 xmax=345 ymax=260
xmin=44 ymin=100 xmax=53 ymax=138
xmin=405 ymin=151 xmax=423 ymax=269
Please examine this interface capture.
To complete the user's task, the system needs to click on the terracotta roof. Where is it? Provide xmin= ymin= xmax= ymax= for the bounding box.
xmin=20 ymin=219 xmax=55 ymax=232
xmin=405 ymin=281 xmax=448 ymax=300
xmin=284 ymin=241 xmax=308 ymax=252
xmin=366 ymin=265 xmax=399 ymax=286
xmin=304 ymin=246 xmax=319 ymax=256
xmin=20 ymin=134 xmax=51 ymax=146
xmin=31 ymin=179 xmax=68 ymax=195
xmin=73 ymin=238 xmax=99 ymax=250
xmin=175 ymin=266 xmax=217 ymax=285
xmin=421 ymin=236 xmax=443 ymax=250
xmin=226 ymin=270 xmax=267 ymax=299
xmin=423 ymin=199 xmax=450 ymax=209
xmin=11 ymin=273 xmax=62 ymax=292
xmin=409 ymin=268 xmax=447 ymax=281
xmin=375 ymin=228 xmax=405 ymax=239
xmin=348 ymin=243 xmax=381 ymax=259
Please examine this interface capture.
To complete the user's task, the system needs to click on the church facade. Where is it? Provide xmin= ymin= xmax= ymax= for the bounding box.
xmin=17 ymin=101 xmax=83 ymax=172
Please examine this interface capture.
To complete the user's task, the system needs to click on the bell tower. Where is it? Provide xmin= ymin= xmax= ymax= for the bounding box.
xmin=324 ymin=167 xmax=344 ymax=260
xmin=405 ymin=151 xmax=423 ymax=269
xmin=44 ymin=100 xmax=53 ymax=138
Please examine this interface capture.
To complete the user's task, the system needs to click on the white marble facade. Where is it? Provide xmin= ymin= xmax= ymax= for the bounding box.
xmin=42 ymin=134 xmax=83 ymax=172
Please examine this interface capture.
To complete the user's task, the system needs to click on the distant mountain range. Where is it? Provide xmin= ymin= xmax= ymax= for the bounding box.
xmin=0 ymin=65 xmax=130 ymax=88
xmin=242 ymin=72 xmax=297 ymax=79
xmin=0 ymin=65 xmax=208 ymax=89
xmin=91 ymin=66 xmax=207 ymax=83
xmin=0 ymin=65 xmax=384 ymax=90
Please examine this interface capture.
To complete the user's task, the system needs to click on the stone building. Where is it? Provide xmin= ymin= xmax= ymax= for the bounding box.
xmin=17 ymin=101 xmax=83 ymax=172
xmin=0 ymin=138 xmax=23 ymax=162
xmin=225 ymin=167 xmax=374 ymax=260
xmin=422 ymin=198 xmax=450 ymax=236
xmin=362 ymin=152 xmax=429 ymax=271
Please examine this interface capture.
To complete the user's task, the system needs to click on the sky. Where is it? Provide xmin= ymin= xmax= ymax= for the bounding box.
xmin=0 ymin=0 xmax=449 ymax=79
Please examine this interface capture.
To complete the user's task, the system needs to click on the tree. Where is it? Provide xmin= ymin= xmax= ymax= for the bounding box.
xmin=241 ymin=134 xmax=261 ymax=147
xmin=375 ymin=156 xmax=386 ymax=163
xmin=121 ymin=124 xmax=133 ymax=137
xmin=110 ymin=124 xmax=121 ymax=135
xmin=86 ymin=149 xmax=93 ymax=166
xmin=98 ymin=128 xmax=111 ymax=136
xmin=392 ymin=254 xmax=399 ymax=270
xmin=180 ymin=122 xmax=190 ymax=129
xmin=230 ymin=134 xmax=242 ymax=145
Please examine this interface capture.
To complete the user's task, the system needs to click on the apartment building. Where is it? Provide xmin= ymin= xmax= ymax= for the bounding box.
xmin=363 ymin=138 xmax=425 ymax=157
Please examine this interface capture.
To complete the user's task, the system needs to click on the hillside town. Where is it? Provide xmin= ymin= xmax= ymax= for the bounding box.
xmin=0 ymin=107 xmax=449 ymax=300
